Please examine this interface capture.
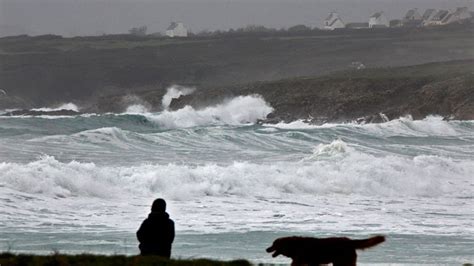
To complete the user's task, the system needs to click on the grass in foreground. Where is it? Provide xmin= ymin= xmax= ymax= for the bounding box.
xmin=0 ymin=253 xmax=252 ymax=266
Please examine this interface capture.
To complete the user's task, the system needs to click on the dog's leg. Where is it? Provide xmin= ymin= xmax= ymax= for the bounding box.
xmin=333 ymin=252 xmax=357 ymax=266
xmin=290 ymin=258 xmax=306 ymax=266
xmin=333 ymin=262 xmax=356 ymax=266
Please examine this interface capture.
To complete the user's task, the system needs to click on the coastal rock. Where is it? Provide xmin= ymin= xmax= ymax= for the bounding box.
xmin=2 ymin=109 xmax=81 ymax=116
xmin=164 ymin=60 xmax=474 ymax=123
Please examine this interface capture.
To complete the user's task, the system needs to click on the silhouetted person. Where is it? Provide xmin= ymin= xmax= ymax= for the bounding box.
xmin=137 ymin=198 xmax=175 ymax=257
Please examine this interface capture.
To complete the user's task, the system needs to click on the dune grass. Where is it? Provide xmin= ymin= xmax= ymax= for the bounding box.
xmin=0 ymin=253 xmax=252 ymax=266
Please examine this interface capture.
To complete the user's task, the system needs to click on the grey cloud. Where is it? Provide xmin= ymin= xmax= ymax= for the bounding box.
xmin=1 ymin=0 xmax=472 ymax=36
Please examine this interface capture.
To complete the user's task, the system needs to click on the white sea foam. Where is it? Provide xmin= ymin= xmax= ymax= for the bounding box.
xmin=0 ymin=156 xmax=118 ymax=198
xmin=362 ymin=115 xmax=465 ymax=136
xmin=161 ymin=85 xmax=195 ymax=110
xmin=265 ymin=120 xmax=321 ymax=129
xmin=310 ymin=139 xmax=349 ymax=157
xmin=125 ymin=104 xmax=150 ymax=114
xmin=148 ymin=95 xmax=273 ymax=128
xmin=266 ymin=116 xmax=473 ymax=137
xmin=1 ymin=149 xmax=472 ymax=200
xmin=1 ymin=111 xmax=474 ymax=257
xmin=32 ymin=103 xmax=80 ymax=112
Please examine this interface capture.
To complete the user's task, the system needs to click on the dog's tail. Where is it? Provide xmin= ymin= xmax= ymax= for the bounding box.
xmin=351 ymin=235 xmax=385 ymax=250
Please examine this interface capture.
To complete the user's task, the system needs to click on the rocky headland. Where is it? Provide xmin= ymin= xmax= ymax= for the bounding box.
xmin=1 ymin=24 xmax=473 ymax=122
xmin=93 ymin=60 xmax=474 ymax=124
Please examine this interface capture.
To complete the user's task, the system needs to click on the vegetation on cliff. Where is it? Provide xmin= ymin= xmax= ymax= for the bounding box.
xmin=0 ymin=24 xmax=473 ymax=109
xmin=0 ymin=253 xmax=251 ymax=266
xmin=133 ymin=60 xmax=474 ymax=123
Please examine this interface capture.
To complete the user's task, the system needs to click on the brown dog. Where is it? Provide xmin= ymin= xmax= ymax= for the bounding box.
xmin=266 ymin=235 xmax=385 ymax=266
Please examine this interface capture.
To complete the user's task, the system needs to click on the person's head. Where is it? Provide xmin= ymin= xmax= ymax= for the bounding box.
xmin=151 ymin=198 xmax=166 ymax=212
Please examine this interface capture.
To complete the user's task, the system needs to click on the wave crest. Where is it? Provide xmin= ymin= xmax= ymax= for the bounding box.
xmin=31 ymin=103 xmax=80 ymax=112
xmin=161 ymin=85 xmax=195 ymax=110
xmin=147 ymin=94 xmax=273 ymax=128
xmin=1 ymin=153 xmax=471 ymax=199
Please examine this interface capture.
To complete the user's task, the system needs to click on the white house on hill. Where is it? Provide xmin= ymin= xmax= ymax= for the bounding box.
xmin=402 ymin=8 xmax=423 ymax=27
xmin=404 ymin=8 xmax=422 ymax=21
xmin=324 ymin=12 xmax=345 ymax=30
xmin=424 ymin=10 xmax=450 ymax=26
xmin=166 ymin=22 xmax=188 ymax=37
xmin=442 ymin=7 xmax=472 ymax=24
xmin=422 ymin=9 xmax=438 ymax=25
xmin=369 ymin=12 xmax=389 ymax=28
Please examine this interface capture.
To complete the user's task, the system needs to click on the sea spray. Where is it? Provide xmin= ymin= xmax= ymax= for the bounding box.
xmin=149 ymin=94 xmax=274 ymax=128
xmin=1 ymin=152 xmax=472 ymax=199
xmin=125 ymin=104 xmax=150 ymax=114
xmin=119 ymin=86 xmax=272 ymax=128
xmin=1 ymin=114 xmax=473 ymax=256
xmin=161 ymin=85 xmax=196 ymax=110
xmin=309 ymin=139 xmax=349 ymax=158
xmin=265 ymin=115 xmax=473 ymax=137
xmin=31 ymin=103 xmax=80 ymax=112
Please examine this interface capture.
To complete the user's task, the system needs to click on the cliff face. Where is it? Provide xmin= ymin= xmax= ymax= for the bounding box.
xmin=1 ymin=24 xmax=473 ymax=108
xmin=166 ymin=60 xmax=474 ymax=123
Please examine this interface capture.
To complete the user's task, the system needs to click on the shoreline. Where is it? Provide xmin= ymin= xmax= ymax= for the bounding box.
xmin=0 ymin=253 xmax=251 ymax=266
xmin=2 ymin=231 xmax=473 ymax=265
xmin=2 ymin=60 xmax=473 ymax=125
xmin=1 ymin=23 xmax=473 ymax=116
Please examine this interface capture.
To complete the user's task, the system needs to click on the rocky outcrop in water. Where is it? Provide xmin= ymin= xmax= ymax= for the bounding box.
xmin=1 ymin=109 xmax=81 ymax=116
xmin=1 ymin=24 xmax=473 ymax=108
xmin=167 ymin=60 xmax=474 ymax=123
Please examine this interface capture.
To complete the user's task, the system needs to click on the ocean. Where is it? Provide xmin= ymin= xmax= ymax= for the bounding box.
xmin=0 ymin=88 xmax=473 ymax=265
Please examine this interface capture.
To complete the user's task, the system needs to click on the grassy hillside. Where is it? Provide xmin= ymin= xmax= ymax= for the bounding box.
xmin=0 ymin=24 xmax=473 ymax=108
xmin=0 ymin=253 xmax=251 ymax=266
xmin=165 ymin=60 xmax=474 ymax=122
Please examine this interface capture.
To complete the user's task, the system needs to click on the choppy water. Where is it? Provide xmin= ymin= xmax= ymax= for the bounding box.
xmin=0 ymin=90 xmax=473 ymax=264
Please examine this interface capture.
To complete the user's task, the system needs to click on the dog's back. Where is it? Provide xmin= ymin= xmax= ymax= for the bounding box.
xmin=266 ymin=235 xmax=385 ymax=266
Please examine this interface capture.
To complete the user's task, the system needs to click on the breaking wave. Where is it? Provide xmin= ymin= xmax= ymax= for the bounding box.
xmin=145 ymin=94 xmax=273 ymax=128
xmin=1 ymin=150 xmax=472 ymax=200
xmin=309 ymin=139 xmax=349 ymax=158
xmin=266 ymin=116 xmax=474 ymax=137
xmin=31 ymin=103 xmax=80 ymax=112
xmin=125 ymin=104 xmax=150 ymax=114
xmin=161 ymin=85 xmax=195 ymax=110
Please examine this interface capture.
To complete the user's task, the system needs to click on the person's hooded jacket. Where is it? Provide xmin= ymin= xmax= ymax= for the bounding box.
xmin=137 ymin=210 xmax=175 ymax=257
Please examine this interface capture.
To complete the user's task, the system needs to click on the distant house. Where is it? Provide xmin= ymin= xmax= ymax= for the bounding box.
xmin=166 ymin=22 xmax=188 ymax=37
xmin=346 ymin=22 xmax=369 ymax=29
xmin=369 ymin=12 xmax=389 ymax=28
xmin=441 ymin=7 xmax=472 ymax=24
xmin=422 ymin=9 xmax=438 ymax=23
xmin=403 ymin=8 xmax=422 ymax=21
xmin=324 ymin=12 xmax=345 ymax=30
xmin=402 ymin=8 xmax=423 ymax=27
xmin=129 ymin=26 xmax=147 ymax=36
xmin=423 ymin=10 xmax=450 ymax=26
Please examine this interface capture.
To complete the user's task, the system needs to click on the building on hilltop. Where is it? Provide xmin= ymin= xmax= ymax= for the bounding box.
xmin=402 ymin=8 xmax=423 ymax=27
xmin=441 ymin=7 xmax=472 ymax=24
xmin=165 ymin=22 xmax=188 ymax=37
xmin=422 ymin=9 xmax=437 ymax=23
xmin=423 ymin=7 xmax=471 ymax=26
xmin=404 ymin=8 xmax=422 ymax=21
xmin=369 ymin=12 xmax=389 ymax=28
xmin=129 ymin=26 xmax=147 ymax=36
xmin=423 ymin=10 xmax=450 ymax=26
xmin=323 ymin=12 xmax=345 ymax=30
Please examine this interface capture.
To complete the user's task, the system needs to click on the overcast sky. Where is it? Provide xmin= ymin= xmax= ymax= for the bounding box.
xmin=1 ymin=0 xmax=473 ymax=37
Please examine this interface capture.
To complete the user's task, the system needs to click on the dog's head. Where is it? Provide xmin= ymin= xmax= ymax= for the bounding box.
xmin=266 ymin=237 xmax=296 ymax=258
